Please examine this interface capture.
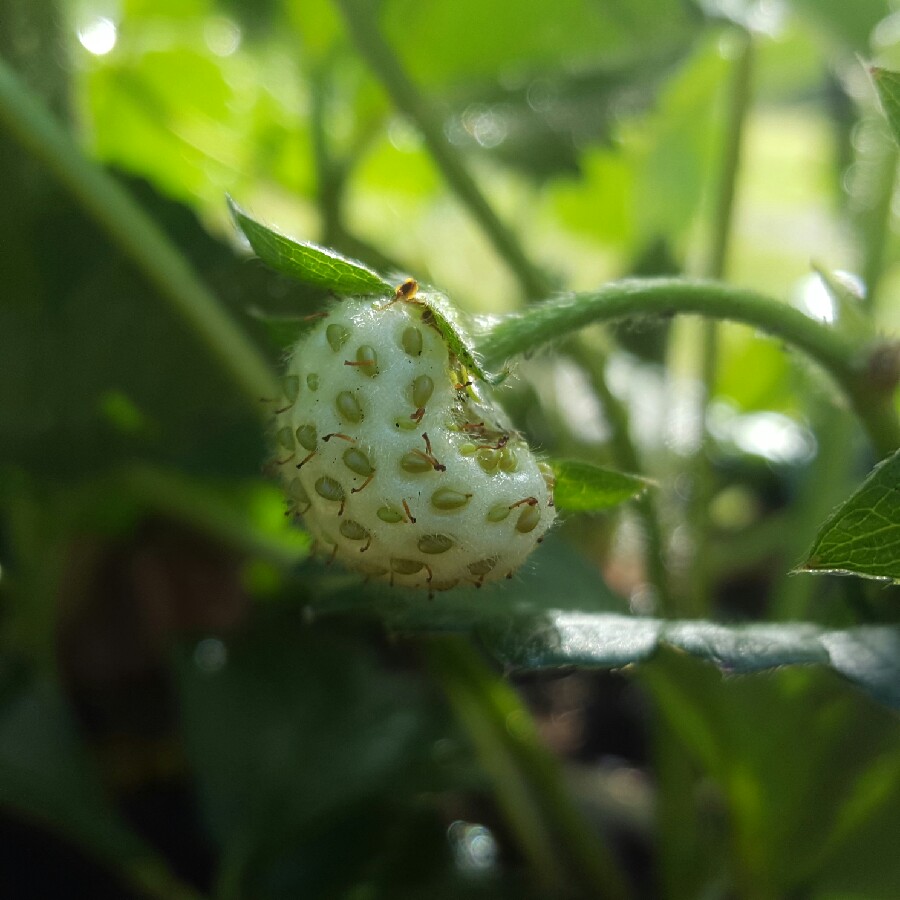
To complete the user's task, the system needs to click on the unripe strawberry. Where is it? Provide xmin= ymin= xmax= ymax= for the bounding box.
xmin=272 ymin=282 xmax=555 ymax=591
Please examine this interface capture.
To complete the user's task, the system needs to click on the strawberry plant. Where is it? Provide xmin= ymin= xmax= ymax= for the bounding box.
xmin=1 ymin=2 xmax=899 ymax=899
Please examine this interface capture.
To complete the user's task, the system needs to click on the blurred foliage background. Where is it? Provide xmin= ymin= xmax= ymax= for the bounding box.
xmin=1 ymin=0 xmax=900 ymax=897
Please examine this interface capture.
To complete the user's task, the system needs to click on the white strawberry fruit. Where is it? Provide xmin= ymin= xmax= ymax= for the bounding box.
xmin=272 ymin=281 xmax=555 ymax=591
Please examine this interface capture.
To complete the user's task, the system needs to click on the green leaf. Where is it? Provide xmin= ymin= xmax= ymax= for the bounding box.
xmin=799 ymin=448 xmax=900 ymax=583
xmin=380 ymin=0 xmax=701 ymax=89
xmin=871 ymin=67 xmax=900 ymax=148
xmin=484 ymin=611 xmax=900 ymax=711
xmin=228 ymin=196 xmax=392 ymax=295
xmin=550 ymin=459 xmax=651 ymax=512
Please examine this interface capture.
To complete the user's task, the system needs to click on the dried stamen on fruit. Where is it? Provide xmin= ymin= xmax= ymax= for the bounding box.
xmin=339 ymin=519 xmax=372 ymax=552
xmin=315 ymin=476 xmax=346 ymax=515
xmin=396 ymin=278 xmax=419 ymax=301
xmin=377 ymin=504 xmax=405 ymax=523
xmin=378 ymin=278 xmax=420 ymax=312
xmin=275 ymin=375 xmax=301 ymax=412
xmin=345 ymin=345 xmax=379 ymax=376
xmin=421 ymin=432 xmax=446 ymax=471
xmin=343 ymin=446 xmax=376 ymax=493
xmin=400 ymin=449 xmax=436 ymax=473
xmin=296 ymin=424 xmax=318 ymax=451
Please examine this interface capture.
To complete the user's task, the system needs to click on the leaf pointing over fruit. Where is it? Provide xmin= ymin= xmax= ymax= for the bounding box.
xmin=799 ymin=448 xmax=900 ymax=584
xmin=550 ymin=459 xmax=651 ymax=512
xmin=228 ymin=196 xmax=393 ymax=295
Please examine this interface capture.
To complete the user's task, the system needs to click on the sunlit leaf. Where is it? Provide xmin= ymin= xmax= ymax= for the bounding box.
xmin=800 ymin=448 xmax=900 ymax=583
xmin=380 ymin=0 xmax=701 ymax=89
xmin=228 ymin=196 xmax=392 ymax=295
xmin=550 ymin=459 xmax=650 ymax=512
xmin=484 ymin=611 xmax=900 ymax=711
xmin=787 ymin=0 xmax=890 ymax=55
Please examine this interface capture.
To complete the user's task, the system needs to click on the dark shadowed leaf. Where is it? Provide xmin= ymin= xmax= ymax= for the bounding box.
xmin=0 ymin=677 xmax=200 ymax=898
xmin=550 ymin=459 xmax=650 ymax=512
xmin=799 ymin=448 xmax=900 ymax=583
xmin=228 ymin=197 xmax=393 ymax=295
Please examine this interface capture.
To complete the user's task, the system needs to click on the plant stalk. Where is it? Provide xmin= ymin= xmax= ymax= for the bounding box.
xmin=425 ymin=636 xmax=632 ymax=900
xmin=475 ymin=278 xmax=900 ymax=458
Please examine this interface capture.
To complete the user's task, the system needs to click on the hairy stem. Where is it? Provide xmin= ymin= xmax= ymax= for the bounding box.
xmin=333 ymin=0 xmax=549 ymax=299
xmin=425 ymin=636 xmax=631 ymax=900
xmin=0 ymin=53 xmax=278 ymax=412
xmin=476 ymin=279 xmax=900 ymax=457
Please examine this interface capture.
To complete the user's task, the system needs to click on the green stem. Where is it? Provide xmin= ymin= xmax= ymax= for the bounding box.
xmin=0 ymin=53 xmax=278 ymax=412
xmin=475 ymin=278 xmax=900 ymax=458
xmin=690 ymin=31 xmax=754 ymax=615
xmin=858 ymin=137 xmax=898 ymax=313
xmin=332 ymin=0 xmax=550 ymax=299
xmin=425 ymin=637 xmax=632 ymax=899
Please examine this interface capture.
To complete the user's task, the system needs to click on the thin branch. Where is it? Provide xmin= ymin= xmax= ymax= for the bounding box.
xmin=425 ymin=636 xmax=632 ymax=900
xmin=475 ymin=278 xmax=900 ymax=458
xmin=0 ymin=53 xmax=278 ymax=412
